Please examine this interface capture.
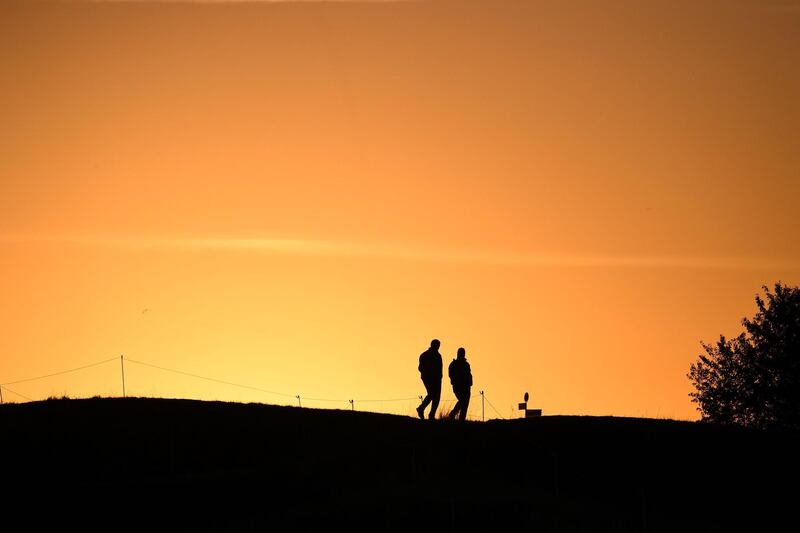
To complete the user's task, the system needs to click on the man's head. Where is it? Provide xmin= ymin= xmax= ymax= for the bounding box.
xmin=457 ymin=347 xmax=466 ymax=359
xmin=430 ymin=339 xmax=441 ymax=350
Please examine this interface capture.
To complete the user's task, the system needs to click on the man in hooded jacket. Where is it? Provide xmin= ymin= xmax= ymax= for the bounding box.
xmin=448 ymin=347 xmax=472 ymax=421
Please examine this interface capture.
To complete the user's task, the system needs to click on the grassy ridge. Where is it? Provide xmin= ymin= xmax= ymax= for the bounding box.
xmin=1 ymin=397 xmax=796 ymax=531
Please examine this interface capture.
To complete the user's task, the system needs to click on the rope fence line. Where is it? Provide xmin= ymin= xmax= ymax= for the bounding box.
xmin=126 ymin=358 xmax=422 ymax=409
xmin=0 ymin=385 xmax=34 ymax=402
xmin=124 ymin=357 xmax=297 ymax=400
xmin=483 ymin=394 xmax=506 ymax=420
xmin=349 ymin=397 xmax=420 ymax=403
xmin=0 ymin=356 xmax=118 ymax=386
xmin=1 ymin=355 xmax=513 ymax=421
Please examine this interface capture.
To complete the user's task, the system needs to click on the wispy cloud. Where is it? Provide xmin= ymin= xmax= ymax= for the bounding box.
xmin=83 ymin=1 xmax=416 ymax=4
xmin=2 ymin=233 xmax=799 ymax=270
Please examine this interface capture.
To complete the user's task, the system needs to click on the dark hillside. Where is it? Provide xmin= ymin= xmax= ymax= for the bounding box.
xmin=1 ymin=398 xmax=796 ymax=531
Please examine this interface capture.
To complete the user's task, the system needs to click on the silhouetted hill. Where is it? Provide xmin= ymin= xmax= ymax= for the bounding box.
xmin=1 ymin=398 xmax=796 ymax=532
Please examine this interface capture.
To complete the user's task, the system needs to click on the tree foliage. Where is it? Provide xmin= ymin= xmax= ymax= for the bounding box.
xmin=689 ymin=282 xmax=800 ymax=430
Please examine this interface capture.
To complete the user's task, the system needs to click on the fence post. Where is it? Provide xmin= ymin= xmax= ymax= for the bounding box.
xmin=120 ymin=355 xmax=126 ymax=398
xmin=0 ymin=385 xmax=4 ymax=405
xmin=296 ymin=395 xmax=301 ymax=408
xmin=349 ymin=399 xmax=354 ymax=411
xmin=480 ymin=390 xmax=484 ymax=422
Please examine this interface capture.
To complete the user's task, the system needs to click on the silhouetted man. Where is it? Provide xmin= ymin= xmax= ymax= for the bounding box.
xmin=416 ymin=339 xmax=443 ymax=420
xmin=448 ymin=347 xmax=472 ymax=421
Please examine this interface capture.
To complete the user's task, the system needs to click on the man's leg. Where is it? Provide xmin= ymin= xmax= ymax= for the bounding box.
xmin=428 ymin=381 xmax=441 ymax=419
xmin=458 ymin=390 xmax=471 ymax=421
xmin=418 ymin=381 xmax=432 ymax=419
xmin=419 ymin=379 xmax=438 ymax=418
xmin=419 ymin=394 xmax=432 ymax=410
xmin=449 ymin=398 xmax=462 ymax=419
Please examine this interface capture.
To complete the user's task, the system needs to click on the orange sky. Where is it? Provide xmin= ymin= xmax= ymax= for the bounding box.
xmin=1 ymin=0 xmax=798 ymax=420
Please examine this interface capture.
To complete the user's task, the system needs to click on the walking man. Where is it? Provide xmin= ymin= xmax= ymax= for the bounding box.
xmin=416 ymin=339 xmax=443 ymax=420
xmin=448 ymin=347 xmax=472 ymax=421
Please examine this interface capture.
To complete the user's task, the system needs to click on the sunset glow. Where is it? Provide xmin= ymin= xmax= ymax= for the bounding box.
xmin=1 ymin=0 xmax=798 ymax=420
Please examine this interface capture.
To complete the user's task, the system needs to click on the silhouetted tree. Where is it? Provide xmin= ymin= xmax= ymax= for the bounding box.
xmin=689 ymin=282 xmax=800 ymax=430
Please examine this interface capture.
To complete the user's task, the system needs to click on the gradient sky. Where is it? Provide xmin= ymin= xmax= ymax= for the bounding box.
xmin=1 ymin=0 xmax=798 ymax=419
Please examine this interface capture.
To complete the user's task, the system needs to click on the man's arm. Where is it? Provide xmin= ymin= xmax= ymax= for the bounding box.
xmin=418 ymin=352 xmax=427 ymax=374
